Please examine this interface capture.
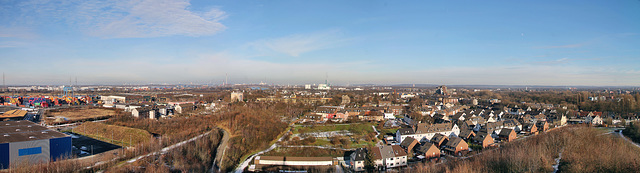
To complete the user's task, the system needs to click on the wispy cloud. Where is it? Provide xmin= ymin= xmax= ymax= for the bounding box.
xmin=7 ymin=0 xmax=227 ymax=38
xmin=535 ymin=43 xmax=585 ymax=49
xmin=249 ymin=30 xmax=350 ymax=57
xmin=532 ymin=58 xmax=571 ymax=65
xmin=0 ymin=41 xmax=27 ymax=48
xmin=81 ymin=0 xmax=227 ymax=38
xmin=0 ymin=27 xmax=36 ymax=39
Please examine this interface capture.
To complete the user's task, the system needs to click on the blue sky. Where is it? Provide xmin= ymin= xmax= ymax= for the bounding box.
xmin=1 ymin=0 xmax=639 ymax=86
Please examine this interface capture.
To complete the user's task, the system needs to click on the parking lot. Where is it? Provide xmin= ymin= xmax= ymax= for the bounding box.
xmin=64 ymin=132 xmax=121 ymax=157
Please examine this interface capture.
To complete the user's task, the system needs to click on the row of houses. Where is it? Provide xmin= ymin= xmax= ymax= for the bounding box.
xmin=301 ymin=105 xmax=405 ymax=123
xmin=350 ymin=122 xmax=533 ymax=171
xmin=106 ymin=102 xmax=199 ymax=119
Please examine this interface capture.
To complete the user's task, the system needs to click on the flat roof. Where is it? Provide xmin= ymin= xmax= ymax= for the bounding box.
xmin=0 ymin=109 xmax=27 ymax=118
xmin=0 ymin=120 xmax=68 ymax=144
xmin=258 ymin=156 xmax=333 ymax=162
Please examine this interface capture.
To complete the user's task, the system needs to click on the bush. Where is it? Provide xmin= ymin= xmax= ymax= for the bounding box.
xmin=414 ymin=126 xmax=640 ymax=173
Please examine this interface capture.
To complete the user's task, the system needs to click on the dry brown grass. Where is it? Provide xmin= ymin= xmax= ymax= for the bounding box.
xmin=105 ymin=129 xmax=224 ymax=172
xmin=414 ymin=126 xmax=640 ymax=173
xmin=47 ymin=108 xmax=116 ymax=122
xmin=74 ymin=121 xmax=152 ymax=146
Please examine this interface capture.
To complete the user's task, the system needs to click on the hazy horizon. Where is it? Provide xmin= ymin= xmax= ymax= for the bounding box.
xmin=1 ymin=1 xmax=639 ymax=86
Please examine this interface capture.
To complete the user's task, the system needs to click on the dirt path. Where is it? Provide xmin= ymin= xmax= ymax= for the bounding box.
xmin=234 ymin=127 xmax=292 ymax=173
xmin=125 ymin=131 xmax=212 ymax=164
xmin=210 ymin=128 xmax=231 ymax=173
xmin=372 ymin=125 xmax=382 ymax=146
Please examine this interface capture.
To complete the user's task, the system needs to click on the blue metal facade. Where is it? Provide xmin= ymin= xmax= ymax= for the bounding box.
xmin=49 ymin=137 xmax=72 ymax=161
xmin=0 ymin=136 xmax=71 ymax=170
xmin=0 ymin=143 xmax=9 ymax=169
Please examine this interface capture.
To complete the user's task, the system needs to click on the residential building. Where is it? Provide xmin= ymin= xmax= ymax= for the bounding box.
xmin=396 ymin=128 xmax=416 ymax=143
xmin=472 ymin=132 xmax=494 ymax=148
xmin=498 ymin=128 xmax=517 ymax=142
xmin=523 ymin=123 xmax=538 ymax=135
xmin=376 ymin=145 xmax=407 ymax=169
xmin=415 ymin=143 xmax=440 ymax=160
xmin=400 ymin=137 xmax=420 ymax=156
xmin=411 ymin=123 xmax=460 ymax=143
xmin=254 ymin=156 xmax=333 ymax=167
xmin=175 ymin=103 xmax=195 ymax=114
xmin=350 ymin=148 xmax=366 ymax=172
xmin=459 ymin=129 xmax=476 ymax=140
xmin=430 ymin=133 xmax=449 ymax=147
xmin=442 ymin=137 xmax=469 ymax=156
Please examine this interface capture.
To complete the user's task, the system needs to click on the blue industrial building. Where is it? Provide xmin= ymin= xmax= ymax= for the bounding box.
xmin=0 ymin=120 xmax=71 ymax=169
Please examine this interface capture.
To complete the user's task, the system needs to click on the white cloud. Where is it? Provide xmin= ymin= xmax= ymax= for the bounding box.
xmin=532 ymin=58 xmax=571 ymax=65
xmin=0 ymin=41 xmax=27 ymax=48
xmin=6 ymin=0 xmax=227 ymax=38
xmin=80 ymin=0 xmax=227 ymax=38
xmin=0 ymin=27 xmax=36 ymax=39
xmin=0 ymin=27 xmax=36 ymax=48
xmin=249 ymin=30 xmax=349 ymax=57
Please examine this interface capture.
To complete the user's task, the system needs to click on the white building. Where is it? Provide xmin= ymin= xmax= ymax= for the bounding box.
xmin=254 ymin=156 xmax=333 ymax=166
xmin=372 ymin=145 xmax=407 ymax=169
xmin=396 ymin=123 xmax=460 ymax=143
xmin=317 ymin=84 xmax=331 ymax=90
xmin=231 ymin=91 xmax=243 ymax=102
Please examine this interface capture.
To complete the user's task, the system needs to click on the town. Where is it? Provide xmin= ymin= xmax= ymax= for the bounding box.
xmin=1 ymin=84 xmax=640 ymax=172
xmin=2 ymin=1 xmax=639 ymax=172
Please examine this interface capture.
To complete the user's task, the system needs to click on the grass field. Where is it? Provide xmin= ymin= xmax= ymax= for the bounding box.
xmin=47 ymin=108 xmax=117 ymax=122
xmin=263 ymin=147 xmax=348 ymax=158
xmin=293 ymin=123 xmax=375 ymax=134
xmin=73 ymin=122 xmax=152 ymax=146
xmin=290 ymin=123 xmax=378 ymax=149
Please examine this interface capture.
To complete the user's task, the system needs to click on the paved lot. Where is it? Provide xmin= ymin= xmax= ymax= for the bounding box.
xmin=64 ymin=132 xmax=121 ymax=157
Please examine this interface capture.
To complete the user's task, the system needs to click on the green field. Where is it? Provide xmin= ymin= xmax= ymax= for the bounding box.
xmin=291 ymin=123 xmax=379 ymax=149
xmin=264 ymin=147 xmax=347 ymax=157
xmin=293 ymin=123 xmax=375 ymax=134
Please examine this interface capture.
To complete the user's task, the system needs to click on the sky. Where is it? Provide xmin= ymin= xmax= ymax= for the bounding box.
xmin=1 ymin=0 xmax=639 ymax=86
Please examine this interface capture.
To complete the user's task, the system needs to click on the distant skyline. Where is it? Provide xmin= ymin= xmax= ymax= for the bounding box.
xmin=1 ymin=0 xmax=639 ymax=86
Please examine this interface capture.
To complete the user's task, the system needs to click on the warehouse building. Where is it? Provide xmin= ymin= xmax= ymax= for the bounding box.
xmin=0 ymin=121 xmax=71 ymax=169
